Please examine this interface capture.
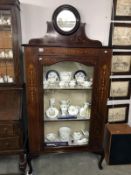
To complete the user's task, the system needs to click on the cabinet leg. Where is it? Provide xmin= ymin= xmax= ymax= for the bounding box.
xmin=98 ymin=150 xmax=105 ymax=170
xmin=27 ymin=153 xmax=33 ymax=174
xmin=19 ymin=152 xmax=27 ymax=173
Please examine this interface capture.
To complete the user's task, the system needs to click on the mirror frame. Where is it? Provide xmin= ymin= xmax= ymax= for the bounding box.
xmin=52 ymin=5 xmax=80 ymax=35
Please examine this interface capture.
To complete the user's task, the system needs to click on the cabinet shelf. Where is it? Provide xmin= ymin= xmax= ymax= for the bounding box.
xmin=0 ymin=58 xmax=13 ymax=61
xmin=44 ymin=87 xmax=92 ymax=90
xmin=44 ymin=141 xmax=88 ymax=147
xmin=44 ymin=117 xmax=90 ymax=122
xmin=0 ymin=25 xmax=11 ymax=31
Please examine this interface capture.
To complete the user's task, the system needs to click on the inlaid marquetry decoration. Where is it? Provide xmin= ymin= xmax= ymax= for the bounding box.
xmin=28 ymin=64 xmax=37 ymax=102
xmin=99 ymin=65 xmax=108 ymax=102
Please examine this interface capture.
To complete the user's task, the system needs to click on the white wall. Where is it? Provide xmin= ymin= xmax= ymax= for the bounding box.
xmin=19 ymin=0 xmax=131 ymax=123
xmin=20 ymin=0 xmax=112 ymax=45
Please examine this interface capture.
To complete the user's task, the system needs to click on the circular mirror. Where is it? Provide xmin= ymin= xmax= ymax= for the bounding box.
xmin=52 ymin=5 xmax=80 ymax=35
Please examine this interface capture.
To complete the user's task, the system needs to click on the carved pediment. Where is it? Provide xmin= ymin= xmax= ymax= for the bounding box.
xmin=29 ymin=22 xmax=102 ymax=48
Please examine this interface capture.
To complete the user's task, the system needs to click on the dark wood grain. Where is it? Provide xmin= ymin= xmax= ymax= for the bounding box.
xmin=24 ymin=20 xmax=112 ymax=157
xmin=0 ymin=0 xmax=25 ymax=173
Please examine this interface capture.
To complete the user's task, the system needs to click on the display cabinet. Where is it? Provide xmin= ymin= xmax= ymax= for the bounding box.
xmin=0 ymin=0 xmax=25 ymax=173
xmin=23 ymin=5 xmax=112 ymax=171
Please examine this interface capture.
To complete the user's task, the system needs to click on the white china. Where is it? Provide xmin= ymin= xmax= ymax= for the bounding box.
xmin=60 ymin=100 xmax=69 ymax=116
xmin=3 ymin=75 xmax=8 ymax=82
xmin=50 ymin=98 xmax=55 ymax=106
xmin=0 ymin=51 xmax=5 ymax=58
xmin=59 ymin=81 xmax=68 ymax=88
xmin=76 ymin=76 xmax=85 ymax=85
xmin=68 ymin=105 xmax=79 ymax=116
xmin=46 ymin=71 xmax=59 ymax=85
xmin=73 ymin=131 xmax=82 ymax=141
xmin=81 ymin=129 xmax=89 ymax=138
xmin=43 ymin=80 xmax=48 ymax=88
xmin=7 ymin=76 xmax=13 ymax=83
xmin=60 ymin=104 xmax=68 ymax=116
xmin=6 ymin=18 xmax=11 ymax=25
xmin=83 ymin=81 xmax=92 ymax=87
xmin=8 ymin=50 xmax=13 ymax=58
xmin=46 ymin=107 xmax=59 ymax=119
xmin=69 ymin=80 xmax=76 ymax=87
xmin=60 ymin=72 xmax=72 ymax=82
xmin=0 ymin=77 xmax=4 ymax=83
xmin=79 ymin=102 xmax=90 ymax=118
xmin=59 ymin=127 xmax=71 ymax=141
xmin=74 ymin=71 xmax=86 ymax=85
xmin=46 ymin=98 xmax=59 ymax=119
xmin=46 ymin=133 xmax=57 ymax=142
xmin=76 ymin=138 xmax=88 ymax=145
xmin=47 ymin=77 xmax=57 ymax=84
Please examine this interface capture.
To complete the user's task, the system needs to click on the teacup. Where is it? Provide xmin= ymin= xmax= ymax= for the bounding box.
xmin=48 ymin=77 xmax=57 ymax=84
xmin=60 ymin=72 xmax=72 ymax=82
xmin=73 ymin=131 xmax=82 ymax=141
xmin=83 ymin=81 xmax=92 ymax=87
xmin=59 ymin=127 xmax=71 ymax=141
xmin=0 ymin=77 xmax=4 ymax=83
xmin=59 ymin=81 xmax=68 ymax=88
xmin=69 ymin=80 xmax=76 ymax=87
xmin=76 ymin=77 xmax=85 ymax=85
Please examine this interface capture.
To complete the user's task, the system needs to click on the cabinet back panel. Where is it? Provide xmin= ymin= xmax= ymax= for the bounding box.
xmin=0 ymin=90 xmax=22 ymax=120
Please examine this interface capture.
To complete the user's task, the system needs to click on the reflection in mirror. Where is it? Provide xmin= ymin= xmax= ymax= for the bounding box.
xmin=56 ymin=10 xmax=76 ymax=32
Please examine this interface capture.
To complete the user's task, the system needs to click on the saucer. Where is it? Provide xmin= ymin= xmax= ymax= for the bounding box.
xmin=75 ymin=138 xmax=88 ymax=145
xmin=68 ymin=105 xmax=79 ymax=116
xmin=46 ymin=107 xmax=59 ymax=119
xmin=46 ymin=133 xmax=57 ymax=142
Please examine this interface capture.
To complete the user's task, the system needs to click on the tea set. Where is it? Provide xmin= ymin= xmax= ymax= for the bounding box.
xmin=0 ymin=75 xmax=13 ymax=83
xmin=45 ymin=98 xmax=90 ymax=119
xmin=43 ymin=70 xmax=92 ymax=88
xmin=0 ymin=49 xmax=13 ymax=58
xmin=0 ymin=15 xmax=11 ymax=25
xmin=45 ymin=127 xmax=89 ymax=145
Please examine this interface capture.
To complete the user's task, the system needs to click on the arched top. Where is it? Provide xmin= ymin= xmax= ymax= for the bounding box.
xmin=29 ymin=22 xmax=102 ymax=48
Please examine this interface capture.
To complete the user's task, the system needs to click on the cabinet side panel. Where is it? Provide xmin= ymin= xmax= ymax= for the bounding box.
xmin=24 ymin=47 xmax=43 ymax=154
xmin=89 ymin=49 xmax=112 ymax=150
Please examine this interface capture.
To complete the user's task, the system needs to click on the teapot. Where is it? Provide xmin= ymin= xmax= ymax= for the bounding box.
xmin=79 ymin=102 xmax=90 ymax=118
xmin=60 ymin=100 xmax=70 ymax=116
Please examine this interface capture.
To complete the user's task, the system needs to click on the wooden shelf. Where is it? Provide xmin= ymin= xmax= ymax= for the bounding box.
xmin=44 ymin=87 xmax=92 ymax=90
xmin=44 ymin=117 xmax=90 ymax=122
xmin=0 ymin=25 xmax=11 ymax=31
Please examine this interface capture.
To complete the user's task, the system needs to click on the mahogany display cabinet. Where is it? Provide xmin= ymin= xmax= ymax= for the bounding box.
xmin=23 ymin=5 xmax=112 ymax=171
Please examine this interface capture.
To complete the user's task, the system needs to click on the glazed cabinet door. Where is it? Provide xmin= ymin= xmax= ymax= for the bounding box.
xmin=0 ymin=1 xmax=22 ymax=85
xmin=25 ymin=47 xmax=111 ymax=155
xmin=43 ymin=61 xmax=93 ymax=148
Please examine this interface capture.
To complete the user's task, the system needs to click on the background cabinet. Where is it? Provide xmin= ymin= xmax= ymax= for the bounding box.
xmin=0 ymin=0 xmax=24 ymax=171
xmin=104 ymin=123 xmax=131 ymax=165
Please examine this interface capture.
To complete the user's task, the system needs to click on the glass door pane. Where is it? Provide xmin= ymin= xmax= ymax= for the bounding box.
xmin=43 ymin=61 xmax=94 ymax=147
xmin=0 ymin=10 xmax=14 ymax=83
